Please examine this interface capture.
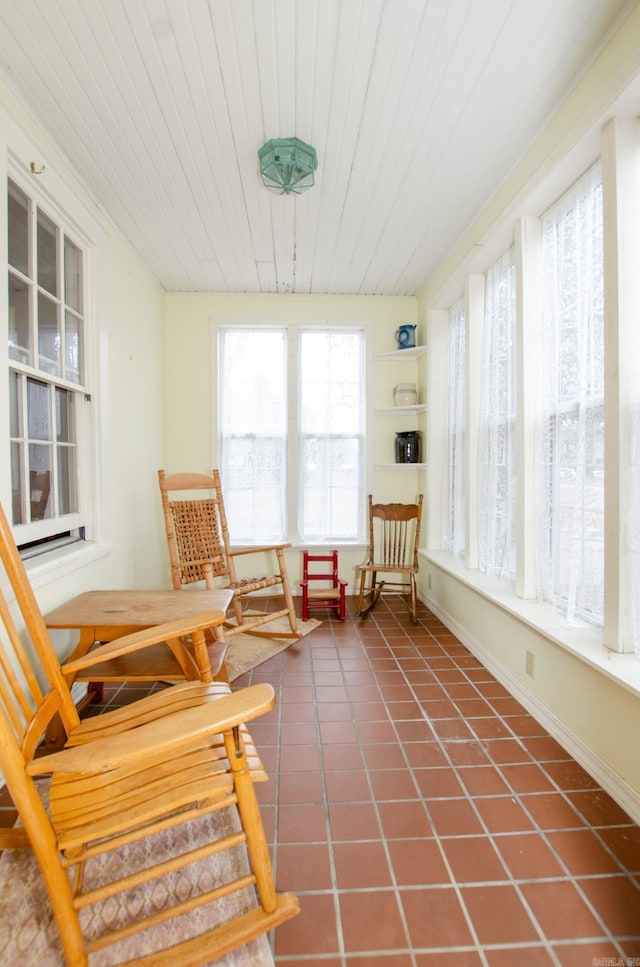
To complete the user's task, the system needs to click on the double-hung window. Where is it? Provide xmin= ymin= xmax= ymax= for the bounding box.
xmin=535 ymin=162 xmax=604 ymax=625
xmin=7 ymin=175 xmax=90 ymax=554
xmin=217 ymin=323 xmax=366 ymax=545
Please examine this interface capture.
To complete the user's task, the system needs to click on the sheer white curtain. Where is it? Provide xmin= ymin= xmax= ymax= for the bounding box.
xmin=535 ymin=162 xmax=604 ymax=625
xmin=629 ymin=366 xmax=640 ymax=658
xmin=441 ymin=299 xmax=466 ymax=557
xmin=478 ymin=247 xmax=516 ymax=582
xmin=298 ymin=329 xmax=365 ymax=542
xmin=219 ymin=328 xmax=288 ymax=543
xmin=631 ymin=397 xmax=640 ymax=658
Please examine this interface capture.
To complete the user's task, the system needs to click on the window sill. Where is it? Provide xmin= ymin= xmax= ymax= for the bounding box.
xmin=230 ymin=541 xmax=368 ymax=551
xmin=374 ymin=463 xmax=427 ymax=470
xmin=422 ymin=549 xmax=640 ymax=699
xmin=20 ymin=540 xmax=111 ymax=594
xmin=290 ymin=541 xmax=368 ymax=551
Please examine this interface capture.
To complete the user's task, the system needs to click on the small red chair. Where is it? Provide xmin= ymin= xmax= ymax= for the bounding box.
xmin=300 ymin=550 xmax=347 ymax=620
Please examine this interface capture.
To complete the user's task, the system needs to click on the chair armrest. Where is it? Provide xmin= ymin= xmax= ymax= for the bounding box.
xmin=28 ymin=683 xmax=275 ymax=777
xmin=62 ymin=610 xmax=227 ymax=675
xmin=228 ymin=543 xmax=291 ymax=557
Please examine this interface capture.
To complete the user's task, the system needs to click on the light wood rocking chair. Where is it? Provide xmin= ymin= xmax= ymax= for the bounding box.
xmin=158 ymin=469 xmax=300 ymax=641
xmin=0 ymin=500 xmax=299 ymax=965
xmin=357 ymin=494 xmax=424 ymax=622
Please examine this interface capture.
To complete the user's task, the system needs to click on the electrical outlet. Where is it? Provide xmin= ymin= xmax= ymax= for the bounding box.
xmin=525 ymin=650 xmax=535 ymax=677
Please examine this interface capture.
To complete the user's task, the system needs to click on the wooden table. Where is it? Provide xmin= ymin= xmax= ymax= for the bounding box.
xmin=45 ymin=586 xmax=232 ymax=692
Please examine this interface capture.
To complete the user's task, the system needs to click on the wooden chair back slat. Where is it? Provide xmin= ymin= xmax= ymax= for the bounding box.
xmin=0 ymin=591 xmax=45 ymax=710
xmin=371 ymin=501 xmax=422 ymax=570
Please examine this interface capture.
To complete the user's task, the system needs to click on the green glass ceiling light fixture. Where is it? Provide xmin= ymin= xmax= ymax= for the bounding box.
xmin=258 ymin=137 xmax=318 ymax=194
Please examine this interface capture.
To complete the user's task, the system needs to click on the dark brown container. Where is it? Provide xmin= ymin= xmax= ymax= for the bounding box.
xmin=395 ymin=430 xmax=421 ymax=464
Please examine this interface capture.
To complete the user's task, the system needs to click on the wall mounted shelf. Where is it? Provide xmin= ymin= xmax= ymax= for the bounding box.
xmin=373 ymin=343 xmax=427 ymax=475
xmin=374 ymin=404 xmax=427 ymax=415
xmin=374 ymin=345 xmax=427 ymax=362
xmin=374 ymin=463 xmax=427 ymax=470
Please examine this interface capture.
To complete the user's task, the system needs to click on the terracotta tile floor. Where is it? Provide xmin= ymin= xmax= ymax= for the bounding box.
xmin=2 ymin=594 xmax=640 ymax=965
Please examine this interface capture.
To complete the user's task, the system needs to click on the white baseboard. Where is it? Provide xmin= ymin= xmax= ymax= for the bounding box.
xmin=421 ymin=592 xmax=640 ymax=827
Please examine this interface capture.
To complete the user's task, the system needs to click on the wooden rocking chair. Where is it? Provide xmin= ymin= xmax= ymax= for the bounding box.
xmin=158 ymin=469 xmax=300 ymax=641
xmin=357 ymin=494 xmax=424 ymax=622
xmin=0 ymin=500 xmax=299 ymax=965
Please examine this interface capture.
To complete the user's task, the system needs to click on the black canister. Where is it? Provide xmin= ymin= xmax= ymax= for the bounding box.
xmin=395 ymin=430 xmax=421 ymax=464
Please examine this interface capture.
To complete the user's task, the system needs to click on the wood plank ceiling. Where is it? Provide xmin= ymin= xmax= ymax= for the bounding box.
xmin=0 ymin=0 xmax=632 ymax=295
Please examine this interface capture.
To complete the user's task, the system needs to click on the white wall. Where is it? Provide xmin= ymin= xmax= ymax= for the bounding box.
xmin=101 ymin=235 xmax=167 ymax=590
xmin=416 ymin=6 xmax=640 ymax=816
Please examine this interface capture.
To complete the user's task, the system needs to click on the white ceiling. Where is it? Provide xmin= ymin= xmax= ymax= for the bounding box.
xmin=0 ymin=0 xmax=633 ymax=296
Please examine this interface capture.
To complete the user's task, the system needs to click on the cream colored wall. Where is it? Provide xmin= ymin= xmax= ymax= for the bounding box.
xmin=425 ymin=560 xmax=640 ymax=818
xmin=163 ymin=291 xmax=418 ymax=589
xmin=100 ymin=240 xmax=167 ymax=590
xmin=415 ymin=7 xmax=640 ymax=814
xmin=1 ymin=79 xmax=168 ymax=652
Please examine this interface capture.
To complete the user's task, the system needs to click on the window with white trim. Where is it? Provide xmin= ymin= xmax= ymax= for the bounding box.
xmin=217 ymin=324 xmax=366 ymax=545
xmin=7 ymin=174 xmax=91 ymax=554
xmin=535 ymin=162 xmax=604 ymax=625
xmin=478 ymin=246 xmax=517 ymax=582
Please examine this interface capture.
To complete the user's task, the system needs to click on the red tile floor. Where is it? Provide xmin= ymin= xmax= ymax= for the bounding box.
xmin=2 ymin=594 xmax=640 ymax=965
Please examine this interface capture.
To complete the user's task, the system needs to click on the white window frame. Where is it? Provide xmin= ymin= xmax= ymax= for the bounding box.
xmin=1 ymin=118 xmax=107 ymax=576
xmin=477 ymin=246 xmax=517 ymax=584
xmin=212 ymin=319 xmax=367 ymax=547
xmin=426 ymin=112 xmax=640 ymax=690
xmin=534 ymin=162 xmax=604 ymax=627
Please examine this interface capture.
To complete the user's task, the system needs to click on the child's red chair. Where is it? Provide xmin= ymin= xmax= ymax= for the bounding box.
xmin=300 ymin=550 xmax=347 ymax=620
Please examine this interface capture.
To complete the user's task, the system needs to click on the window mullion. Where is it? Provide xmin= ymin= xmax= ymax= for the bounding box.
xmin=425 ymin=307 xmax=449 ymax=550
xmin=58 ymin=225 xmax=66 ymax=382
xmin=288 ymin=325 xmax=298 ymax=542
xmin=602 ymin=117 xmax=640 ymax=653
xmin=285 ymin=325 xmax=300 ymax=540
xmin=18 ymin=374 xmax=28 ymax=524
xmin=29 ymin=204 xmax=37 ymax=370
